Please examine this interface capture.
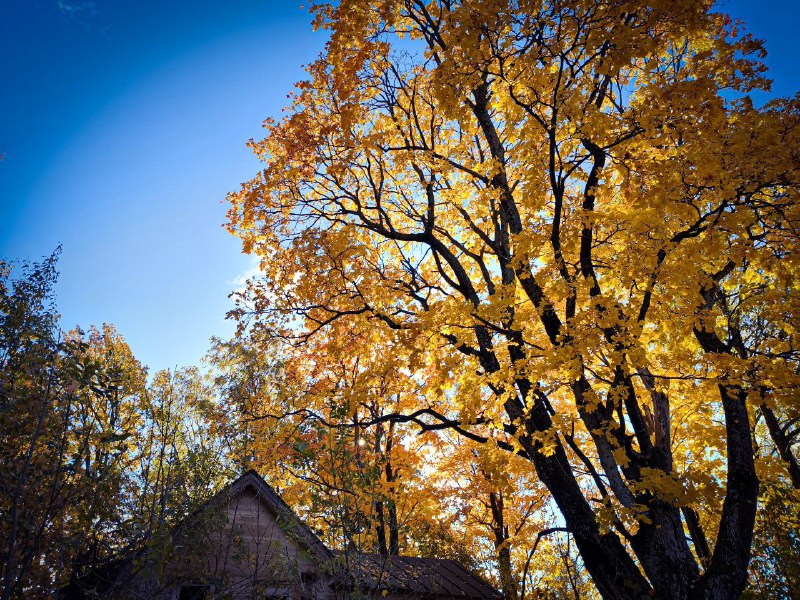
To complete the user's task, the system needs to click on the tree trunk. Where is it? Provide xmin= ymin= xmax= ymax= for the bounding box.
xmin=505 ymin=394 xmax=653 ymax=600
xmin=384 ymin=459 xmax=399 ymax=555
xmin=488 ymin=491 xmax=519 ymax=600
xmin=688 ymin=385 xmax=758 ymax=600
xmin=374 ymin=500 xmax=388 ymax=556
xmin=761 ymin=403 xmax=800 ymax=489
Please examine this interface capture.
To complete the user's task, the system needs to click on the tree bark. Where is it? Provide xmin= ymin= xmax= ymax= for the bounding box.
xmin=761 ymin=403 xmax=800 ymax=489
xmin=374 ymin=500 xmax=388 ymax=556
xmin=689 ymin=319 xmax=760 ymax=600
xmin=688 ymin=385 xmax=757 ymax=599
xmin=504 ymin=395 xmax=653 ymax=600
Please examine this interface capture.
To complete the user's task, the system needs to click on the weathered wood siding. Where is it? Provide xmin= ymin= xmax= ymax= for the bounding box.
xmin=126 ymin=487 xmax=331 ymax=599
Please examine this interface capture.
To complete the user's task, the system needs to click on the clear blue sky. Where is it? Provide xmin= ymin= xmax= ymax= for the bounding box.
xmin=1 ymin=1 xmax=798 ymax=373
xmin=1 ymin=0 xmax=324 ymax=372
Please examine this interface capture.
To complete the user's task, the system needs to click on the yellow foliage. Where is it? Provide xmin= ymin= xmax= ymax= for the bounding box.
xmin=226 ymin=1 xmax=799 ymax=597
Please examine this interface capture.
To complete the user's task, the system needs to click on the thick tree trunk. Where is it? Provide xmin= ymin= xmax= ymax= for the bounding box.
xmin=630 ymin=502 xmax=700 ymax=599
xmin=374 ymin=500 xmax=388 ymax=556
xmin=373 ymin=418 xmax=399 ymax=555
xmin=688 ymin=385 xmax=758 ymax=600
xmin=527 ymin=442 xmax=651 ymax=600
xmin=572 ymin=373 xmax=699 ymax=599
xmin=507 ymin=371 xmax=758 ymax=600
xmin=505 ymin=396 xmax=653 ymax=600
xmin=383 ymin=432 xmax=400 ymax=556
xmin=497 ymin=544 xmax=518 ymax=600
xmin=387 ymin=503 xmax=399 ymax=556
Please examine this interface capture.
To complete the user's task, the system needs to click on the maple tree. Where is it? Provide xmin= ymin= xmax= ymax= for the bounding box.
xmin=210 ymin=330 xmax=564 ymax=595
xmin=227 ymin=1 xmax=800 ymax=599
xmin=209 ymin=332 xmax=447 ymax=557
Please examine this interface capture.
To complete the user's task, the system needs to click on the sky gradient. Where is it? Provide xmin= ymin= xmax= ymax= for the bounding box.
xmin=2 ymin=0 xmax=798 ymax=373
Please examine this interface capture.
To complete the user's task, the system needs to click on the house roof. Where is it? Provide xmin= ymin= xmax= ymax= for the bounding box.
xmin=229 ymin=472 xmax=502 ymax=598
xmin=334 ymin=552 xmax=503 ymax=599
xmin=225 ymin=469 xmax=333 ymax=562
xmin=60 ymin=470 xmax=333 ymax=599
xmin=61 ymin=470 xmax=502 ymax=600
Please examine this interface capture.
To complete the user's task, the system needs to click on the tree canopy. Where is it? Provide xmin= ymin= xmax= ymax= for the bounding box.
xmin=3 ymin=2 xmax=799 ymax=598
xmin=0 ymin=254 xmax=235 ymax=599
xmin=226 ymin=1 xmax=800 ymax=599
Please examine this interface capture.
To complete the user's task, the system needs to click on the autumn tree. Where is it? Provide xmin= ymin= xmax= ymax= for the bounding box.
xmin=0 ymin=255 xmax=148 ymax=598
xmin=0 ymin=252 xmax=237 ymax=598
xmin=209 ymin=331 xmax=451 ymax=559
xmin=57 ymin=324 xmax=147 ymax=581
xmin=212 ymin=329 xmax=590 ymax=597
xmin=227 ymin=1 xmax=799 ymax=599
xmin=0 ymin=252 xmax=66 ymax=598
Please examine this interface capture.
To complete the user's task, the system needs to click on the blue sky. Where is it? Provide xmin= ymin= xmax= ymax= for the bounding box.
xmin=1 ymin=0 xmax=324 ymax=372
xmin=1 ymin=1 xmax=798 ymax=373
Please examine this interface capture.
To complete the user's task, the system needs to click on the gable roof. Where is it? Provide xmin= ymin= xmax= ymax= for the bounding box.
xmin=60 ymin=470 xmax=333 ymax=599
xmin=334 ymin=552 xmax=503 ymax=599
xmin=205 ymin=469 xmax=333 ymax=563
xmin=227 ymin=473 xmax=502 ymax=598
xmin=215 ymin=472 xmax=502 ymax=598
xmin=61 ymin=470 xmax=502 ymax=600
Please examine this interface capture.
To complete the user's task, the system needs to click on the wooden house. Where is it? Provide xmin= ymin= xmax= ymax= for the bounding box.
xmin=60 ymin=470 xmax=502 ymax=599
